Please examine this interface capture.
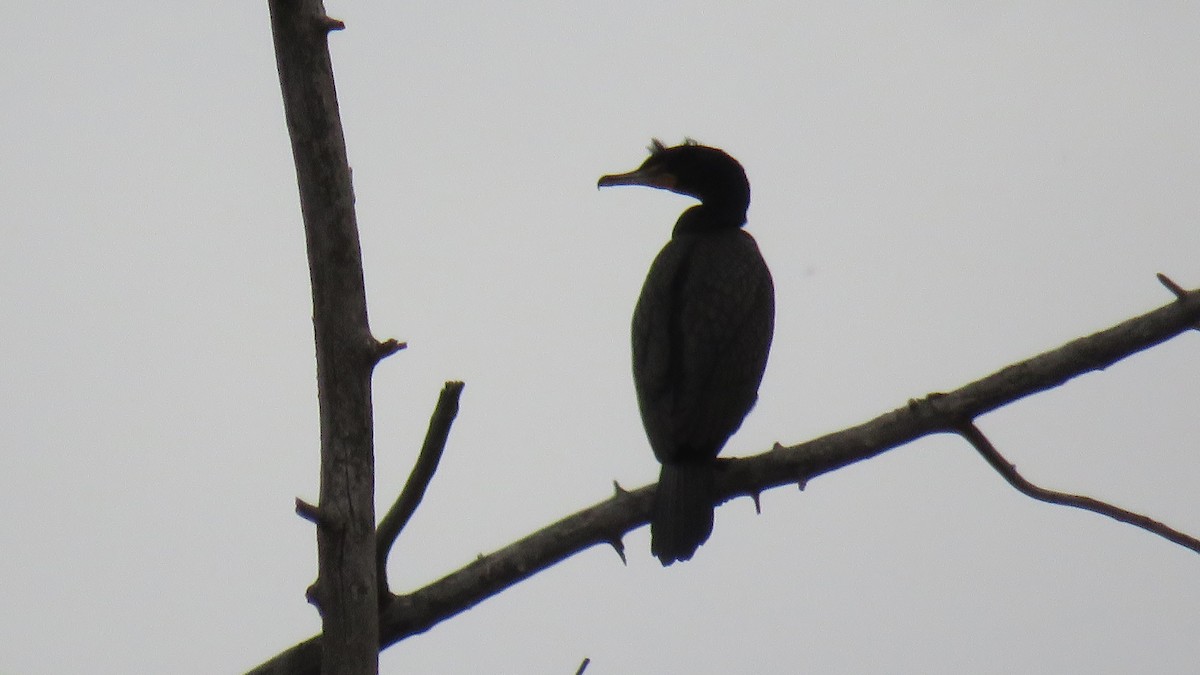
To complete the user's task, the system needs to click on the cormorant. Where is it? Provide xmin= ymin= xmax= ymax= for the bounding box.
xmin=598 ymin=140 xmax=775 ymax=565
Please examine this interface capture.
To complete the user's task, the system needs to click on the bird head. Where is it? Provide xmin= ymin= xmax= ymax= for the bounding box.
xmin=598 ymin=139 xmax=750 ymax=214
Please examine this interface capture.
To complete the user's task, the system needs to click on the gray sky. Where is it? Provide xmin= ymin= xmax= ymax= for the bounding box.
xmin=3 ymin=2 xmax=1199 ymax=673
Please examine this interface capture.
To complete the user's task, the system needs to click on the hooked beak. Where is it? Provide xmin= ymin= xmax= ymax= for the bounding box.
xmin=597 ymin=168 xmax=677 ymax=191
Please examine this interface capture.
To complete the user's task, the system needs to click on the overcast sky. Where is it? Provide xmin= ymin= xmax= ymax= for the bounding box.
xmin=3 ymin=2 xmax=1199 ymax=673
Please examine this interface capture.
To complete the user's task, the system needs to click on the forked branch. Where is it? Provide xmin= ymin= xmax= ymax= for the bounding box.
xmin=248 ymin=284 xmax=1200 ymax=675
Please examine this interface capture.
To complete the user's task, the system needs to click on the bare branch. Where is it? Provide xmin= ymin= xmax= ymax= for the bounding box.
xmin=373 ymin=339 xmax=407 ymax=364
xmin=248 ymin=286 xmax=1200 ymax=674
xmin=957 ymin=422 xmax=1200 ymax=553
xmin=295 ymin=498 xmax=325 ymax=526
xmin=376 ymin=381 xmax=466 ymax=598
xmin=1157 ymin=272 xmax=1188 ymax=299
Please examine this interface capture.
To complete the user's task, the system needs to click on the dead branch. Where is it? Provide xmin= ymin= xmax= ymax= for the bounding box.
xmin=376 ymin=381 xmax=466 ymax=599
xmin=956 ymin=422 xmax=1200 ymax=552
xmin=248 ymin=286 xmax=1200 ymax=674
xmin=267 ymin=0 xmax=384 ymax=672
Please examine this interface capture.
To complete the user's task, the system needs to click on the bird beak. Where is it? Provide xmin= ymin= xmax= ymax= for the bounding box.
xmin=597 ymin=168 xmax=677 ymax=191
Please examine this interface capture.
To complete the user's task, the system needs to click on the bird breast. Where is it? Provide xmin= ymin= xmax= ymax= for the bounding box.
xmin=631 ymin=228 xmax=775 ymax=465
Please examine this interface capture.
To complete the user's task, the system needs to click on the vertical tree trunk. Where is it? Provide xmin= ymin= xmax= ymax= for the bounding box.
xmin=267 ymin=1 xmax=379 ymax=672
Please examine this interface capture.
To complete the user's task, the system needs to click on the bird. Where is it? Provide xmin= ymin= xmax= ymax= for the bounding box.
xmin=598 ymin=139 xmax=775 ymax=565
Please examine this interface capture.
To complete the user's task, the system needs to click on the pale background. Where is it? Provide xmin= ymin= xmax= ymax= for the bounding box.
xmin=2 ymin=2 xmax=1199 ymax=673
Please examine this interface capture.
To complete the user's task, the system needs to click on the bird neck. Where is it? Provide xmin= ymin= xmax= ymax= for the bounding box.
xmin=672 ymin=203 xmax=748 ymax=236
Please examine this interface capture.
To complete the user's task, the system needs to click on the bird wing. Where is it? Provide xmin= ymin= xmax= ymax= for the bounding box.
xmin=632 ymin=230 xmax=774 ymax=464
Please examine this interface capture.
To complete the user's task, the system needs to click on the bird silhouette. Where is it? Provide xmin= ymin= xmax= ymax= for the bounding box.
xmin=599 ymin=140 xmax=774 ymax=565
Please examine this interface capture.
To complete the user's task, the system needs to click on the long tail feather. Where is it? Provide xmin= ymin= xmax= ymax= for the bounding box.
xmin=651 ymin=463 xmax=715 ymax=565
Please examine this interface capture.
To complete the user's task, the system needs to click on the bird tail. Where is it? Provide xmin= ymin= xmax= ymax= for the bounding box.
xmin=651 ymin=462 xmax=715 ymax=565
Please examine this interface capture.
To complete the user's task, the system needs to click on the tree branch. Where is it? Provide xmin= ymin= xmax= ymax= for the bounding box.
xmin=268 ymin=1 xmax=380 ymax=672
xmin=377 ymin=381 xmax=466 ymax=599
xmin=956 ymin=422 xmax=1200 ymax=552
xmin=248 ymin=286 xmax=1200 ymax=674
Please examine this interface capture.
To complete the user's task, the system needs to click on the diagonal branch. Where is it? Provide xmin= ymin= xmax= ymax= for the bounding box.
xmin=956 ymin=422 xmax=1200 ymax=552
xmin=376 ymin=381 xmax=466 ymax=599
xmin=247 ymin=285 xmax=1200 ymax=674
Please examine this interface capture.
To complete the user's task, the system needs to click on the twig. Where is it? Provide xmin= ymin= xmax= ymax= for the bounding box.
xmin=1159 ymin=273 xmax=1200 ymax=331
xmin=376 ymin=381 xmax=466 ymax=599
xmin=317 ymin=14 xmax=345 ymax=32
xmin=575 ymin=657 xmax=591 ymax=675
xmin=374 ymin=338 xmax=408 ymax=364
xmin=1157 ymin=273 xmax=1188 ymax=299
xmin=956 ymin=422 xmax=1200 ymax=553
xmin=294 ymin=498 xmax=324 ymax=526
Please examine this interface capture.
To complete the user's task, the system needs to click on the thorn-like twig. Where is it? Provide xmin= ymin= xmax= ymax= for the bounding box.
xmin=1157 ymin=273 xmax=1187 ymax=299
xmin=305 ymin=582 xmax=322 ymax=613
xmin=751 ymin=492 xmax=762 ymax=514
xmin=374 ymin=338 xmax=407 ymax=364
xmin=1157 ymin=274 xmax=1200 ymax=330
xmin=376 ymin=381 xmax=466 ymax=599
xmin=575 ymin=657 xmax=591 ymax=675
xmin=317 ymin=15 xmax=345 ymax=32
xmin=608 ymin=537 xmax=628 ymax=565
xmin=957 ymin=421 xmax=1200 ymax=554
xmin=612 ymin=480 xmax=629 ymax=496
xmin=295 ymin=498 xmax=324 ymax=526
